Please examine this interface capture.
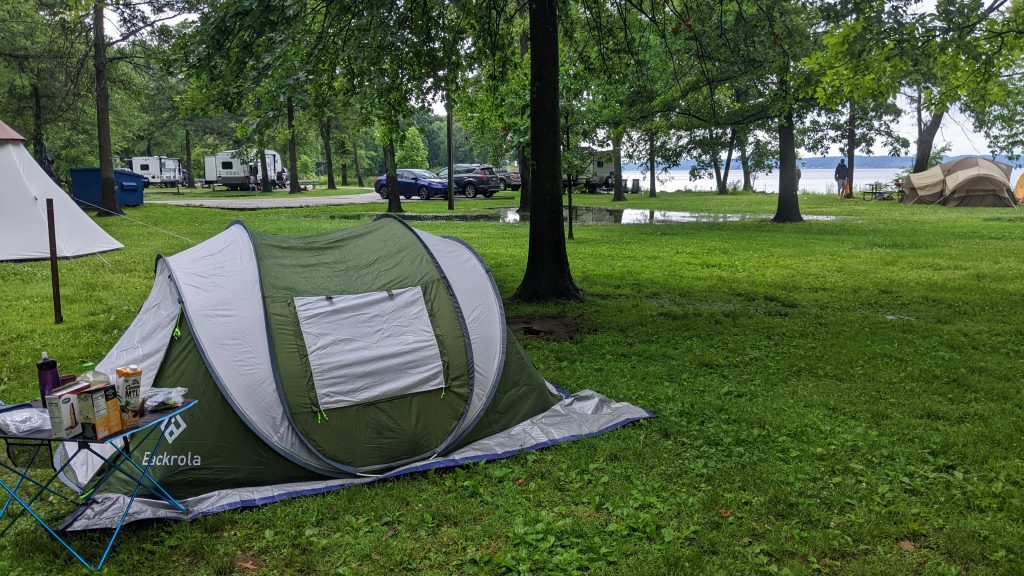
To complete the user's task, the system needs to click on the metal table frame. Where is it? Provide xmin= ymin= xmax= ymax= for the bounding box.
xmin=0 ymin=400 xmax=196 ymax=571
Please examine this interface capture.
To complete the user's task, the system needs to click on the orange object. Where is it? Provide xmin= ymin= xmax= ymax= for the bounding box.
xmin=115 ymin=365 xmax=143 ymax=428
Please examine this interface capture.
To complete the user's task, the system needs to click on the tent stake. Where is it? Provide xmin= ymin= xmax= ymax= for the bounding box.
xmin=46 ymin=198 xmax=63 ymax=324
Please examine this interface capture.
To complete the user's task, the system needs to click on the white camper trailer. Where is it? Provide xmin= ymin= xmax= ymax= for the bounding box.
xmin=130 ymin=156 xmax=183 ymax=187
xmin=203 ymin=150 xmax=287 ymax=190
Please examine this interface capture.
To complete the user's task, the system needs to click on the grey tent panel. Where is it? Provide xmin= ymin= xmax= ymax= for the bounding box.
xmin=295 ymin=287 xmax=446 ymax=410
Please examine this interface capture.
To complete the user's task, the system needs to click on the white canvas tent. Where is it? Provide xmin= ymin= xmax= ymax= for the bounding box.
xmin=0 ymin=119 xmax=122 ymax=261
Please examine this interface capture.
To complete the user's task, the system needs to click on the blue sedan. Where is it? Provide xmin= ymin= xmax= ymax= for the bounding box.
xmin=375 ymin=169 xmax=449 ymax=200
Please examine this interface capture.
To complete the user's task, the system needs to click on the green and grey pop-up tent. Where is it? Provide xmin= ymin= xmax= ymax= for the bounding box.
xmin=61 ymin=216 xmax=649 ymax=529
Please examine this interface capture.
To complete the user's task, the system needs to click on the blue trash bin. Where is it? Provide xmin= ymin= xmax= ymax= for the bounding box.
xmin=70 ymin=168 xmax=146 ymax=208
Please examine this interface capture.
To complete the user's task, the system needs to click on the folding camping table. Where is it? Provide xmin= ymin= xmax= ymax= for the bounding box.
xmin=0 ymin=399 xmax=197 ymax=571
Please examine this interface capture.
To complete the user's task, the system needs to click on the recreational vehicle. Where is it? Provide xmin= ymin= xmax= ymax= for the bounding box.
xmin=203 ymin=150 xmax=287 ymax=190
xmin=130 ymin=156 xmax=183 ymax=187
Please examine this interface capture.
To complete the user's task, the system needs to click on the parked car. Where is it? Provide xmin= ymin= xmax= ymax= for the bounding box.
xmin=494 ymin=168 xmax=522 ymax=191
xmin=375 ymin=169 xmax=449 ymax=200
xmin=435 ymin=164 xmax=501 ymax=198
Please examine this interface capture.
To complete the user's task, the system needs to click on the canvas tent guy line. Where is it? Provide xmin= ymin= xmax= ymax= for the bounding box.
xmin=0 ymin=119 xmax=122 ymax=261
xmin=59 ymin=216 xmax=650 ymax=530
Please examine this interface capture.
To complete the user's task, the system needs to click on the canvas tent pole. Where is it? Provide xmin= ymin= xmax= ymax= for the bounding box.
xmin=46 ymin=199 xmax=63 ymax=324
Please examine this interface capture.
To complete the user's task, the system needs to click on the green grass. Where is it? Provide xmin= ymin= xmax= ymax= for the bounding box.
xmin=1 ymin=191 xmax=1022 ymax=575
xmin=144 ymin=183 xmax=373 ymax=201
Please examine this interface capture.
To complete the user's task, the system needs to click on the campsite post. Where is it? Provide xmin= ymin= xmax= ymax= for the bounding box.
xmin=46 ymin=198 xmax=63 ymax=324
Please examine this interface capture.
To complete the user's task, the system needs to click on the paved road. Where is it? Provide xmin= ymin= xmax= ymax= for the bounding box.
xmin=149 ymin=192 xmax=386 ymax=210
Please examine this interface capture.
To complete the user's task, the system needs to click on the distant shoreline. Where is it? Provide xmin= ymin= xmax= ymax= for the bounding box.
xmin=620 ymin=154 xmax=1021 ymax=172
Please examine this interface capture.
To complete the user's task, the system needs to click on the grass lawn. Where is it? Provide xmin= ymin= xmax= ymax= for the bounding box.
xmin=0 ymin=191 xmax=1021 ymax=575
xmin=144 ymin=183 xmax=373 ymax=201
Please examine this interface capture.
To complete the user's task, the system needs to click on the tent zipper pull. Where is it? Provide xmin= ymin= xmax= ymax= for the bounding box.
xmin=172 ymin=307 xmax=183 ymax=340
xmin=440 ymin=385 xmax=445 ymax=399
xmin=317 ymin=409 xmax=329 ymax=423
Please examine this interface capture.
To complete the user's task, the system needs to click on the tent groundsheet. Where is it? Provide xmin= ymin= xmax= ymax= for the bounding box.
xmin=63 ymin=388 xmax=650 ymax=530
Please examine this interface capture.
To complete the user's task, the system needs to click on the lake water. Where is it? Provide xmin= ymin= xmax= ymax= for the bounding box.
xmin=619 ymin=167 xmax=1024 ymax=195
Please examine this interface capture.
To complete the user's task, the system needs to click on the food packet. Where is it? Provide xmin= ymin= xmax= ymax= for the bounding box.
xmin=0 ymin=408 xmax=52 ymax=435
xmin=144 ymin=388 xmax=188 ymax=412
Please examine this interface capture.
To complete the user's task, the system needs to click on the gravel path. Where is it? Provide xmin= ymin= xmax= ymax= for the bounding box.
xmin=148 ymin=192 xmax=386 ymax=210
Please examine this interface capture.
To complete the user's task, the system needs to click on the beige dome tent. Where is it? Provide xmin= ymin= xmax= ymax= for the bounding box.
xmin=901 ymin=157 xmax=1017 ymax=207
xmin=0 ymin=119 xmax=122 ymax=261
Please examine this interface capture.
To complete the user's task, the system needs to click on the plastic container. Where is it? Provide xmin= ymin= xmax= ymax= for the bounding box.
xmin=37 ymin=352 xmax=60 ymax=404
xmin=78 ymin=362 xmax=111 ymax=388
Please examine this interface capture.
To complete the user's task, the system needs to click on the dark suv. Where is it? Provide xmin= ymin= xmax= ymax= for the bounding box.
xmin=435 ymin=164 xmax=501 ymax=198
xmin=494 ymin=168 xmax=522 ymax=191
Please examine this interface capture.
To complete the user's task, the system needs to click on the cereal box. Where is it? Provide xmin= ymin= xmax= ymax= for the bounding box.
xmin=78 ymin=385 xmax=122 ymax=440
xmin=115 ymin=365 xmax=143 ymax=428
xmin=45 ymin=381 xmax=91 ymax=439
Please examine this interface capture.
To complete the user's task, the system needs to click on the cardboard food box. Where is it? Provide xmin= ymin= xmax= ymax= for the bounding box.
xmin=45 ymin=381 xmax=91 ymax=439
xmin=115 ymin=365 xmax=143 ymax=429
xmin=78 ymin=385 xmax=122 ymax=440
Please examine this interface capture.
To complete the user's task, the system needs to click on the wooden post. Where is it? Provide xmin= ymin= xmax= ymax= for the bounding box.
xmin=46 ymin=199 xmax=63 ymax=324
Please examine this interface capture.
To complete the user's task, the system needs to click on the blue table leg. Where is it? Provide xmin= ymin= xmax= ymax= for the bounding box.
xmin=0 ymin=476 xmax=94 ymax=571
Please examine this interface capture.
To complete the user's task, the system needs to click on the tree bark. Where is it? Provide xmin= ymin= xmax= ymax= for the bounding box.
xmin=352 ymin=138 xmax=363 ymax=187
xmin=258 ymin=146 xmax=271 ymax=191
xmin=738 ymin=132 xmax=753 ymax=191
xmin=612 ymin=128 xmax=625 ymax=202
xmin=913 ymin=109 xmax=945 ymax=173
xmin=322 ymin=117 xmax=336 ymax=190
xmin=31 ymin=82 xmax=44 ymax=161
xmin=517 ymin=144 xmax=531 ymax=213
xmin=287 ymin=97 xmax=301 ymax=193
xmin=184 ymin=128 xmax=194 ymax=188
xmin=512 ymin=0 xmax=580 ymax=302
xmin=93 ymin=2 xmax=120 ymax=215
xmin=384 ymin=138 xmax=403 ymax=213
xmin=719 ymin=128 xmax=736 ymax=194
xmin=648 ymin=132 xmax=657 ymax=198
xmin=846 ymin=101 xmax=856 ymax=193
xmin=446 ymin=96 xmax=455 ymax=211
xmin=772 ymin=110 xmax=803 ymax=223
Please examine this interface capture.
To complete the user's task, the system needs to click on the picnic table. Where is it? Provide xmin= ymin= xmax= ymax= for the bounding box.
xmin=862 ymin=180 xmax=905 ymax=202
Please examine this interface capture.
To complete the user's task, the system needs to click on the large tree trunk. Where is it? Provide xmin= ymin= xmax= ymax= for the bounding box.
xmin=352 ymin=139 xmax=363 ymax=187
xmin=322 ymin=117 xmax=336 ymax=190
xmin=93 ymin=2 xmax=120 ymax=215
xmin=612 ymin=128 xmax=625 ymax=202
xmin=31 ymin=82 xmax=44 ymax=161
xmin=648 ymin=133 xmax=657 ymax=198
xmin=846 ymin=101 xmax=856 ymax=193
xmin=339 ymin=140 xmax=349 ymax=186
xmin=772 ymin=110 xmax=803 ymax=223
xmin=258 ymin=146 xmax=271 ymax=191
xmin=184 ymin=128 xmax=194 ymax=188
xmin=739 ymin=133 xmax=753 ymax=191
xmin=446 ymin=96 xmax=455 ymax=211
xmin=517 ymin=145 xmax=531 ymax=213
xmin=512 ymin=0 xmax=580 ymax=302
xmin=719 ymin=128 xmax=736 ymax=194
xmin=516 ymin=30 xmax=531 ymax=215
xmin=287 ymin=97 xmax=301 ymax=193
xmin=913 ymin=109 xmax=945 ymax=173
xmin=384 ymin=138 xmax=403 ymax=213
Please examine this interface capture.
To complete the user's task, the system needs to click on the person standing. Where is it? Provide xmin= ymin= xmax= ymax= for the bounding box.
xmin=834 ymin=159 xmax=849 ymax=197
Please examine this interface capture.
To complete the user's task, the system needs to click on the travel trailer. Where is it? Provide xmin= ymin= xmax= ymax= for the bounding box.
xmin=130 ymin=156 xmax=183 ymax=187
xmin=202 ymin=150 xmax=286 ymax=190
